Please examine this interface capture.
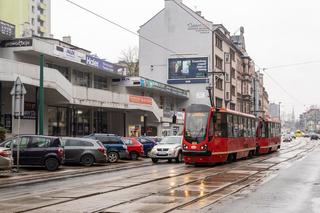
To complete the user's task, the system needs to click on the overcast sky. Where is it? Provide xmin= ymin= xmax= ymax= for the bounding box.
xmin=51 ymin=0 xmax=320 ymax=118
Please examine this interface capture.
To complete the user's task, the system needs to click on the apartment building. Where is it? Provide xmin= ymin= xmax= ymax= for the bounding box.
xmin=0 ymin=0 xmax=51 ymax=37
xmin=139 ymin=0 xmax=268 ymax=116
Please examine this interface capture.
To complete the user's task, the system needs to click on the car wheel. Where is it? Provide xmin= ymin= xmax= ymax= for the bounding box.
xmin=152 ymin=158 xmax=158 ymax=163
xmin=175 ymin=152 xmax=183 ymax=163
xmin=45 ymin=158 xmax=59 ymax=171
xmin=108 ymin=152 xmax=119 ymax=163
xmin=130 ymin=152 xmax=139 ymax=160
xmin=81 ymin=154 xmax=94 ymax=166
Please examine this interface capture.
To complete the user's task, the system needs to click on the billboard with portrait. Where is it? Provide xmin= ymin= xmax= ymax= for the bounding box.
xmin=168 ymin=57 xmax=208 ymax=84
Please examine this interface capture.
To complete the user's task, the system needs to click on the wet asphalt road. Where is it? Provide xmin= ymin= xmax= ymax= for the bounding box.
xmin=0 ymin=138 xmax=318 ymax=213
xmin=202 ymin=139 xmax=320 ymax=213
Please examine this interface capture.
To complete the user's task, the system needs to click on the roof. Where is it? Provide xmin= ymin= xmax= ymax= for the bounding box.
xmin=33 ymin=35 xmax=91 ymax=53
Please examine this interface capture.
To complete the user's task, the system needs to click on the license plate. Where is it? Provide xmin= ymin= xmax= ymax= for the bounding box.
xmin=157 ymin=152 xmax=167 ymax=156
xmin=191 ymin=145 xmax=196 ymax=149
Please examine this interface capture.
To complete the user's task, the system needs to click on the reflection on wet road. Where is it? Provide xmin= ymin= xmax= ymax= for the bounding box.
xmin=0 ymin=138 xmax=317 ymax=213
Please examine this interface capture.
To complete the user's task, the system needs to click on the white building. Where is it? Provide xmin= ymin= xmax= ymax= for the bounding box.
xmin=0 ymin=36 xmax=187 ymax=136
xmin=139 ymin=0 xmax=261 ymax=114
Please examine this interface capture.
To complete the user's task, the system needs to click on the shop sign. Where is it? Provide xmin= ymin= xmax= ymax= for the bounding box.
xmin=53 ymin=45 xmax=86 ymax=63
xmin=1 ymin=38 xmax=32 ymax=48
xmin=85 ymin=55 xmax=114 ymax=72
xmin=0 ymin=20 xmax=15 ymax=39
xmin=129 ymin=95 xmax=152 ymax=105
xmin=23 ymin=102 xmax=36 ymax=120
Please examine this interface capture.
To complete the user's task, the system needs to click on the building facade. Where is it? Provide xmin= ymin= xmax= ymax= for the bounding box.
xmin=0 ymin=0 xmax=51 ymax=37
xmin=299 ymin=107 xmax=320 ymax=133
xmin=0 ymin=36 xmax=188 ymax=137
xmin=139 ymin=0 xmax=269 ymax=117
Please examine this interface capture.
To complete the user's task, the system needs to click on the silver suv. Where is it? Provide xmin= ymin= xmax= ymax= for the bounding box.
xmin=149 ymin=136 xmax=183 ymax=163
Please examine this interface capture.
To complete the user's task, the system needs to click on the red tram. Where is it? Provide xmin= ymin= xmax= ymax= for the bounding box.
xmin=182 ymin=104 xmax=281 ymax=164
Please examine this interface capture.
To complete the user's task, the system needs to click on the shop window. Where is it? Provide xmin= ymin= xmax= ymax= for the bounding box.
xmin=94 ymin=75 xmax=108 ymax=90
xmin=74 ymin=70 xmax=91 ymax=87
xmin=47 ymin=63 xmax=70 ymax=80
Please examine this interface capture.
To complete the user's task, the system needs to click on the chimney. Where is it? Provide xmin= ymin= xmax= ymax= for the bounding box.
xmin=62 ymin=36 xmax=71 ymax=44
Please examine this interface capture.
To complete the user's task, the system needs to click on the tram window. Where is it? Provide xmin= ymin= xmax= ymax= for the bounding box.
xmin=233 ymin=115 xmax=239 ymax=137
xmin=215 ymin=113 xmax=228 ymax=137
xmin=248 ymin=119 xmax=252 ymax=137
xmin=227 ymin=114 xmax=233 ymax=137
xmin=208 ymin=114 xmax=214 ymax=141
xmin=239 ymin=117 xmax=244 ymax=137
xmin=261 ymin=122 xmax=266 ymax=137
xmin=243 ymin=118 xmax=247 ymax=137
xmin=252 ymin=120 xmax=256 ymax=137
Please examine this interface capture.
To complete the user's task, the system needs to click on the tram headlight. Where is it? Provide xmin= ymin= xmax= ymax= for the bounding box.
xmin=200 ymin=144 xmax=208 ymax=150
xmin=183 ymin=144 xmax=188 ymax=150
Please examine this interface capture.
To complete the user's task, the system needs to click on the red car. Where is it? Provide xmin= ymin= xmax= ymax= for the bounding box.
xmin=122 ymin=137 xmax=144 ymax=160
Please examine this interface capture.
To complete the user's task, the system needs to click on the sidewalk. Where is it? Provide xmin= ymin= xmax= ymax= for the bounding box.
xmin=0 ymin=158 xmax=150 ymax=188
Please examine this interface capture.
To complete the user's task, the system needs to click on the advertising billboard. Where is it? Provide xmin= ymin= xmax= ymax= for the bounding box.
xmin=167 ymin=57 xmax=208 ymax=84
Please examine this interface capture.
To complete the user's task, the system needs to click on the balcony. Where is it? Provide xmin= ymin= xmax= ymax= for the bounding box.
xmin=38 ymin=2 xmax=47 ymax=10
xmin=38 ymin=14 xmax=46 ymax=22
xmin=38 ymin=26 xmax=46 ymax=33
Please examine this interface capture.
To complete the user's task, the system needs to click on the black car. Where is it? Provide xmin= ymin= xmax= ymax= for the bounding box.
xmin=310 ymin=134 xmax=319 ymax=140
xmin=84 ymin=134 xmax=129 ymax=163
xmin=0 ymin=135 xmax=64 ymax=171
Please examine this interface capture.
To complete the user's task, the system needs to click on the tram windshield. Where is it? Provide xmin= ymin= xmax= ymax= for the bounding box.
xmin=184 ymin=112 xmax=209 ymax=142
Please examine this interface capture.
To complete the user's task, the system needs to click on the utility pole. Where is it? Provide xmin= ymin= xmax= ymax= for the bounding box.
xmin=39 ymin=54 xmax=44 ymax=135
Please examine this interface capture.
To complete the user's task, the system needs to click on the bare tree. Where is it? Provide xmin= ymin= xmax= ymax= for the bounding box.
xmin=118 ymin=46 xmax=139 ymax=76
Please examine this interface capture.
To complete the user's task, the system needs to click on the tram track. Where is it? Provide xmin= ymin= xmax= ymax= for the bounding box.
xmin=6 ymin=140 xmax=317 ymax=213
xmin=93 ymin=141 xmax=319 ymax=213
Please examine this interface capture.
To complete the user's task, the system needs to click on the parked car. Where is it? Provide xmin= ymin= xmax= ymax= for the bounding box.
xmin=122 ymin=137 xmax=144 ymax=160
xmin=62 ymin=137 xmax=107 ymax=166
xmin=0 ymin=147 xmax=12 ymax=171
xmin=137 ymin=137 xmax=157 ymax=157
xmin=84 ymin=134 xmax=129 ymax=163
xmin=282 ymin=135 xmax=292 ymax=142
xmin=0 ymin=135 xmax=64 ymax=171
xmin=310 ymin=134 xmax=319 ymax=140
xmin=148 ymin=136 xmax=163 ymax=143
xmin=149 ymin=136 xmax=183 ymax=163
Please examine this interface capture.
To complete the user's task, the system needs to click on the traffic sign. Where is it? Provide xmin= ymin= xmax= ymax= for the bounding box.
xmin=10 ymin=77 xmax=27 ymax=118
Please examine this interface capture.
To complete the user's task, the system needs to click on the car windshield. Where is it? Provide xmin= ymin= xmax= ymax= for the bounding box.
xmin=160 ymin=137 xmax=181 ymax=144
xmin=184 ymin=112 xmax=209 ymax=141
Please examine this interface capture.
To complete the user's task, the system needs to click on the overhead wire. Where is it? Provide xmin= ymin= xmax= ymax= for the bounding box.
xmin=65 ymin=0 xmax=308 ymax=107
xmin=64 ymin=0 xmax=181 ymax=56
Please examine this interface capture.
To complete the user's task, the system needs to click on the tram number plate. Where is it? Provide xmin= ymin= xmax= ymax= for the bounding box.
xmin=191 ymin=145 xmax=197 ymax=149
xmin=192 ymin=142 xmax=197 ymax=144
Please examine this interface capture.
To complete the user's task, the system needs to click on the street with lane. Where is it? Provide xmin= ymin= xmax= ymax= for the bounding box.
xmin=0 ymin=138 xmax=317 ymax=213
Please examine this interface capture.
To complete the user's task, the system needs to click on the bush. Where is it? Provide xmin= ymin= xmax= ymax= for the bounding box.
xmin=0 ymin=126 xmax=6 ymax=142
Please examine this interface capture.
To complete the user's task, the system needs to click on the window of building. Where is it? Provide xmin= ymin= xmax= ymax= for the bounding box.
xmin=230 ymin=103 xmax=236 ymax=110
xmin=47 ymin=63 xmax=70 ymax=80
xmin=94 ymin=75 xmax=108 ymax=90
xmin=215 ymin=55 xmax=223 ymax=70
xmin=73 ymin=70 xmax=91 ymax=87
xmin=215 ymin=36 xmax=223 ymax=50
xmin=231 ymin=85 xmax=236 ymax=96
xmin=215 ymin=97 xmax=223 ymax=108
xmin=32 ymin=6 xmax=35 ymax=13
xmin=215 ymin=77 xmax=223 ymax=90
xmin=31 ymin=18 xmax=35 ymax=25
xmin=231 ymin=68 xmax=236 ymax=79
xmin=230 ymin=49 xmax=235 ymax=61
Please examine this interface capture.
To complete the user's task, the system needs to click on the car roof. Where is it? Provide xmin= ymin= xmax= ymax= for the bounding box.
xmin=62 ymin=137 xmax=98 ymax=142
